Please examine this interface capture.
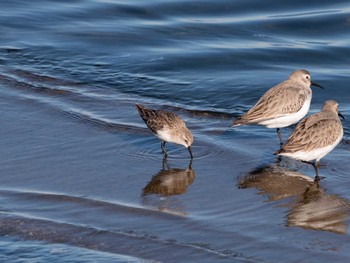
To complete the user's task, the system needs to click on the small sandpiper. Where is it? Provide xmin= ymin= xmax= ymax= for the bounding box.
xmin=275 ymin=100 xmax=344 ymax=180
xmin=135 ymin=104 xmax=193 ymax=159
xmin=232 ymin=69 xmax=323 ymax=146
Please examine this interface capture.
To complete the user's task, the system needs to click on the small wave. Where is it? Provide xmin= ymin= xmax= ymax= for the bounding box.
xmin=1 ymin=46 xmax=24 ymax=53
xmin=0 ymin=70 xmax=80 ymax=96
xmin=269 ymin=9 xmax=342 ymax=19
xmin=5 ymin=68 xmax=83 ymax=86
xmin=0 ymin=189 xmax=261 ymax=263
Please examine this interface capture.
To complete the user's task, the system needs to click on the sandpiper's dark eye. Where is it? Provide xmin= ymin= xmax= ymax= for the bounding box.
xmin=306 ymin=75 xmax=310 ymax=79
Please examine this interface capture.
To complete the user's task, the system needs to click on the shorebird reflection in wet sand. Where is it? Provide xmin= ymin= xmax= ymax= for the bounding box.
xmin=275 ymin=100 xmax=344 ymax=180
xmin=232 ymin=69 xmax=323 ymax=147
xmin=135 ymin=104 xmax=193 ymax=159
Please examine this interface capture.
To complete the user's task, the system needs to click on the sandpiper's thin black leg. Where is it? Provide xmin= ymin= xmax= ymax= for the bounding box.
xmin=275 ymin=155 xmax=282 ymax=164
xmin=276 ymin=128 xmax=283 ymax=148
xmin=161 ymin=141 xmax=168 ymax=158
xmin=162 ymin=157 xmax=170 ymax=170
xmin=302 ymin=160 xmax=320 ymax=181
xmin=314 ymin=174 xmax=321 ymax=186
xmin=312 ymin=160 xmax=319 ymax=181
xmin=162 ymin=158 xmax=166 ymax=170
xmin=188 ymin=159 xmax=193 ymax=170
xmin=188 ymin=146 xmax=193 ymax=159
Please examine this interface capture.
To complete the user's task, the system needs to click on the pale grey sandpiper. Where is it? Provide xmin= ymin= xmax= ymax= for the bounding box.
xmin=232 ymin=69 xmax=323 ymax=146
xmin=275 ymin=100 xmax=344 ymax=180
xmin=135 ymin=104 xmax=193 ymax=159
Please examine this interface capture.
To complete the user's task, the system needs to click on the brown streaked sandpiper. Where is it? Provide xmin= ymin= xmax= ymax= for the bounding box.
xmin=232 ymin=69 xmax=323 ymax=146
xmin=135 ymin=104 xmax=193 ymax=159
xmin=275 ymin=100 xmax=344 ymax=180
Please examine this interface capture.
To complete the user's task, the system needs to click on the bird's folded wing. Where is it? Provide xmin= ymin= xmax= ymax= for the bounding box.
xmin=281 ymin=116 xmax=342 ymax=152
xmin=242 ymin=85 xmax=307 ymax=122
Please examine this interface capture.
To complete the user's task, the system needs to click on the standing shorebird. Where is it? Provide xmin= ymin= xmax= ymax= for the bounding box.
xmin=275 ymin=100 xmax=344 ymax=180
xmin=135 ymin=104 xmax=193 ymax=159
xmin=232 ymin=69 xmax=323 ymax=146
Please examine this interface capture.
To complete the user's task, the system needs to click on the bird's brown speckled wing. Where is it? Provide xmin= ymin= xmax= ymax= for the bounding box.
xmin=236 ymin=82 xmax=309 ymax=124
xmin=135 ymin=104 xmax=184 ymax=133
xmin=280 ymin=112 xmax=343 ymax=153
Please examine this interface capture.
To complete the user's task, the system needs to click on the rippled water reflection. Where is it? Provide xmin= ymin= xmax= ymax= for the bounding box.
xmin=239 ymin=164 xmax=350 ymax=234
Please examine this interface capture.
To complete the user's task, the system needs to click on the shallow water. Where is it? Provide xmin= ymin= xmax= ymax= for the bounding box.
xmin=0 ymin=0 xmax=350 ymax=262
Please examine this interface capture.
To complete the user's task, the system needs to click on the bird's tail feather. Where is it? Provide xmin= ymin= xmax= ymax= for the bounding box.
xmin=232 ymin=118 xmax=249 ymax=127
xmin=273 ymin=149 xmax=281 ymax=155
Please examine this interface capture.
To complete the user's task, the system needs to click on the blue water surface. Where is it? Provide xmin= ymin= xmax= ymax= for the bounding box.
xmin=0 ymin=0 xmax=350 ymax=262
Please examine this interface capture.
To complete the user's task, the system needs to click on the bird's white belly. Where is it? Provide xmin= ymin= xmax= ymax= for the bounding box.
xmin=156 ymin=129 xmax=175 ymax=143
xmin=259 ymin=97 xmax=311 ymax=128
xmin=279 ymin=131 xmax=343 ymax=162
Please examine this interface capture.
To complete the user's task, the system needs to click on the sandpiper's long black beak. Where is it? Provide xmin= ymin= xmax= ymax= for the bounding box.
xmin=311 ymin=81 xmax=324 ymax=89
xmin=338 ymin=112 xmax=345 ymax=119
xmin=188 ymin=146 xmax=193 ymax=159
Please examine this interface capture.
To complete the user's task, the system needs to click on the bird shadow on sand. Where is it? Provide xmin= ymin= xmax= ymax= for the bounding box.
xmin=141 ymin=159 xmax=195 ymax=216
xmin=237 ymin=162 xmax=350 ymax=234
